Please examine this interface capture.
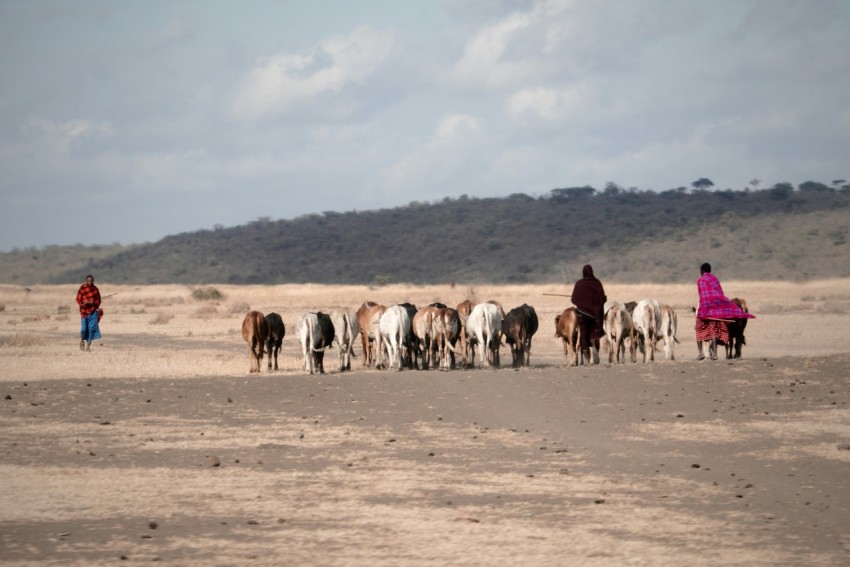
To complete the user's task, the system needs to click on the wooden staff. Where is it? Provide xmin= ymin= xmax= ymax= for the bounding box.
xmin=542 ymin=293 xmax=572 ymax=297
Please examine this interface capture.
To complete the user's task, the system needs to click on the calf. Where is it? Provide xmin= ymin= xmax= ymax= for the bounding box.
xmin=242 ymin=311 xmax=268 ymax=373
xmin=264 ymin=312 xmax=285 ymax=370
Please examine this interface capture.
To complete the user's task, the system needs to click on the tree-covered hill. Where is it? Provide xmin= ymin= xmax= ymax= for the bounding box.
xmin=3 ymin=184 xmax=849 ymax=285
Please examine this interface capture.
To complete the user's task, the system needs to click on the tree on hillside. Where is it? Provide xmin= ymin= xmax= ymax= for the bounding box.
xmin=550 ymin=186 xmax=596 ymax=202
xmin=603 ymin=182 xmax=622 ymax=196
xmin=799 ymin=181 xmax=831 ymax=193
xmin=768 ymin=182 xmax=794 ymax=200
xmin=691 ymin=178 xmax=714 ymax=191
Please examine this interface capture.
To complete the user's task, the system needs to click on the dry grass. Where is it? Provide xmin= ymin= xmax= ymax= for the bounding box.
xmin=1 ymin=280 xmax=849 ymax=381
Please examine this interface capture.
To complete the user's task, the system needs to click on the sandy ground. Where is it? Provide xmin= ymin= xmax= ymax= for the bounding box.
xmin=1 ymin=282 xmax=849 ymax=566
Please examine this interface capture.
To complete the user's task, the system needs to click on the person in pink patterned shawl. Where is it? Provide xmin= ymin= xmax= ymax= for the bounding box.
xmin=695 ymin=263 xmax=755 ymax=360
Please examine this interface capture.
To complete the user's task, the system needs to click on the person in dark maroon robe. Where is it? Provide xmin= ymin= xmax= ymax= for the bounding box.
xmin=571 ymin=264 xmax=607 ymax=364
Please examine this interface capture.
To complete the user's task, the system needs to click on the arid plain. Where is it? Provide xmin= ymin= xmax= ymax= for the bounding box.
xmin=1 ymin=280 xmax=849 ymax=566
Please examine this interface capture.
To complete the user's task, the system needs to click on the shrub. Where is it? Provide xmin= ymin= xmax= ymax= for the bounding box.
xmin=192 ymin=286 xmax=224 ymax=301
xmin=0 ymin=333 xmax=39 ymax=347
xmin=227 ymin=301 xmax=251 ymax=315
xmin=149 ymin=312 xmax=174 ymax=325
xmin=191 ymin=305 xmax=220 ymax=319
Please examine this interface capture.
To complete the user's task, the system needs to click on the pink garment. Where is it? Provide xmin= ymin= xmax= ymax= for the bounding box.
xmin=696 ymin=273 xmax=754 ymax=320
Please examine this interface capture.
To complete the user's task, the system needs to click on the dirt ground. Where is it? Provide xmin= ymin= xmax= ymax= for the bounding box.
xmin=1 ymin=282 xmax=849 ymax=565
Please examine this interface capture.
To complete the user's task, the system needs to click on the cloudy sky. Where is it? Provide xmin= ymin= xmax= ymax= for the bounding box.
xmin=1 ymin=0 xmax=848 ymax=251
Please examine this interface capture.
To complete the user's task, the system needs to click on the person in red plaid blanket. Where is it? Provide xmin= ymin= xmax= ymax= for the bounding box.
xmin=76 ymin=274 xmax=101 ymax=351
xmin=695 ymin=263 xmax=754 ymax=360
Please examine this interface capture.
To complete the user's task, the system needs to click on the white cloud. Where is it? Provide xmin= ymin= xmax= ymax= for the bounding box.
xmin=27 ymin=118 xmax=112 ymax=153
xmin=435 ymin=113 xmax=480 ymax=139
xmin=231 ymin=26 xmax=398 ymax=121
xmin=381 ymin=113 xmax=481 ymax=189
xmin=507 ymin=84 xmax=589 ymax=123
xmin=449 ymin=0 xmax=583 ymax=89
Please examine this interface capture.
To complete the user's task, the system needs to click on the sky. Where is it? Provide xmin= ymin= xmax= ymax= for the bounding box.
xmin=1 ymin=0 xmax=849 ymax=251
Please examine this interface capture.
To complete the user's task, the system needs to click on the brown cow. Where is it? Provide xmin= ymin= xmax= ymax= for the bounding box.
xmin=356 ymin=301 xmax=379 ymax=367
xmin=242 ymin=311 xmax=268 ymax=373
xmin=412 ymin=305 xmax=439 ymax=369
xmin=357 ymin=302 xmax=386 ymax=368
xmin=431 ymin=307 xmax=463 ymax=371
xmin=554 ymin=307 xmax=580 ymax=367
xmin=456 ymin=299 xmax=475 ymax=368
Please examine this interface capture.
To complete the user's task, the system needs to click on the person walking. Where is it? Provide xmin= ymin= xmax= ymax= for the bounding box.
xmin=76 ymin=274 xmax=101 ymax=351
xmin=695 ymin=263 xmax=753 ymax=360
xmin=571 ymin=264 xmax=607 ymax=364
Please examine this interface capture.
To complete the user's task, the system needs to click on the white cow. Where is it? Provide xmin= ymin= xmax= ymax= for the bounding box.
xmin=658 ymin=304 xmax=679 ymax=361
xmin=331 ymin=309 xmax=360 ymax=371
xmin=466 ymin=302 xmax=503 ymax=368
xmin=603 ymin=300 xmax=636 ymax=364
xmin=379 ymin=305 xmax=411 ymax=371
xmin=296 ymin=313 xmax=333 ymax=374
xmin=631 ymin=299 xmax=662 ymax=363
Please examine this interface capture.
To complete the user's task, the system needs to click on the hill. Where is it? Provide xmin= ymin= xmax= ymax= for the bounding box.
xmin=2 ymin=187 xmax=848 ymax=285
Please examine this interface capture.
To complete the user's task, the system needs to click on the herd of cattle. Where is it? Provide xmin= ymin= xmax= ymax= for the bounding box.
xmin=240 ymin=298 xmax=750 ymax=374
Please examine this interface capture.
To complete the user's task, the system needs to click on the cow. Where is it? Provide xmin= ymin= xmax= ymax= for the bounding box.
xmin=657 ymin=304 xmax=680 ymax=361
xmin=356 ymin=301 xmax=382 ymax=367
xmin=380 ymin=305 xmax=412 ymax=371
xmin=726 ymin=298 xmax=749 ymax=359
xmin=554 ymin=307 xmax=580 ymax=367
xmin=397 ymin=302 xmax=419 ymax=368
xmin=296 ymin=312 xmax=334 ymax=374
xmin=603 ymin=301 xmax=636 ymax=364
xmin=433 ymin=307 xmax=463 ymax=371
xmin=632 ymin=299 xmax=662 ymax=362
xmin=331 ymin=309 xmax=359 ymax=371
xmin=456 ymin=299 xmax=475 ymax=368
xmin=502 ymin=304 xmax=539 ymax=367
xmin=242 ymin=311 xmax=268 ymax=373
xmin=412 ymin=305 xmax=439 ymax=369
xmin=466 ymin=302 xmax=503 ymax=368
xmin=264 ymin=312 xmax=285 ymax=370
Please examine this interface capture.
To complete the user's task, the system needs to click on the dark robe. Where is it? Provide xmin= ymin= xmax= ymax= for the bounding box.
xmin=571 ymin=265 xmax=607 ymax=345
